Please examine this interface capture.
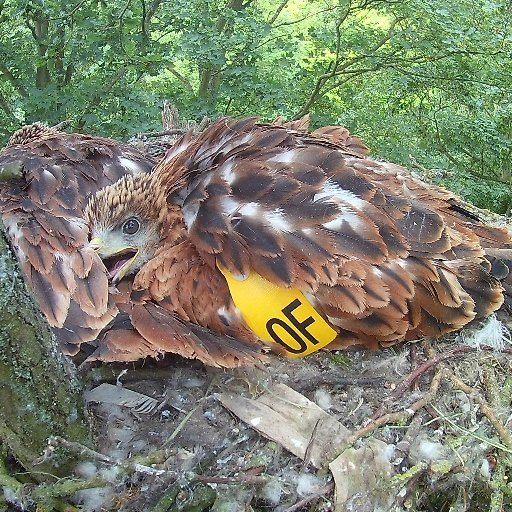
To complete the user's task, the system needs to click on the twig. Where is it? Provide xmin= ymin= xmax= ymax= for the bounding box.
xmin=301 ymin=418 xmax=322 ymax=470
xmin=0 ymin=63 xmax=29 ymax=98
xmin=392 ymin=343 xmax=512 ymax=401
xmin=51 ymin=120 xmax=72 ymax=131
xmin=293 ymin=16 xmax=402 ymax=118
xmin=40 ymin=436 xmax=116 ymax=465
xmin=444 ymin=372 xmax=512 ymax=449
xmin=197 ymin=115 xmax=211 ymax=131
xmin=489 ymin=458 xmax=506 ymax=512
xmin=31 ymin=476 xmax=107 ymax=501
xmin=422 ymin=341 xmax=512 ymax=449
xmin=162 ymin=403 xmax=201 ymax=448
xmin=282 ymin=483 xmax=334 ymax=512
xmin=391 ymin=345 xmax=473 ymax=399
xmin=49 ymin=0 xmax=89 ymax=20
xmin=193 ymin=475 xmax=268 ymax=485
xmin=126 ymin=450 xmax=169 ymax=469
xmin=329 ymin=369 xmax=445 ymax=461
xmin=7 ymin=433 xmax=270 ymax=508
xmin=46 ymin=437 xmax=173 ymax=474
xmin=267 ymin=0 xmax=289 ymax=24
xmin=292 ymin=374 xmax=386 ymax=392
xmin=137 ymin=129 xmax=188 ymax=138
xmin=149 ymin=483 xmax=180 ymax=512
xmin=482 ymin=363 xmax=500 ymax=407
xmin=150 ymin=481 xmax=216 ymax=512
xmin=84 ymin=362 xmax=205 ymax=384
xmin=430 ymin=405 xmax=512 ymax=454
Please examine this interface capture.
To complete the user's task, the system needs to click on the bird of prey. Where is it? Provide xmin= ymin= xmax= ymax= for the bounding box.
xmin=84 ymin=117 xmax=512 ymax=367
xmin=0 ymin=123 xmax=155 ymax=356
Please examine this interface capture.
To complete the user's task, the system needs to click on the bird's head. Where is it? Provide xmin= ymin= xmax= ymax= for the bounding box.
xmin=84 ymin=173 xmax=181 ymax=282
xmin=7 ymin=122 xmax=60 ymax=147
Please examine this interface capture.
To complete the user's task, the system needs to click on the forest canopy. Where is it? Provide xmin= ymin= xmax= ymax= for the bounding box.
xmin=0 ymin=0 xmax=511 ymax=212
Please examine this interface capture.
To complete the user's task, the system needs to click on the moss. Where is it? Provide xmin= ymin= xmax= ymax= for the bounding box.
xmin=171 ymin=484 xmax=216 ymax=511
xmin=430 ymin=459 xmax=454 ymax=475
xmin=329 ymin=353 xmax=351 ymax=367
xmin=500 ymin=376 xmax=512 ymax=407
xmin=150 ymin=483 xmax=217 ymax=512
xmin=388 ymin=462 xmax=427 ymax=485
xmin=0 ymin=228 xmax=90 ymax=475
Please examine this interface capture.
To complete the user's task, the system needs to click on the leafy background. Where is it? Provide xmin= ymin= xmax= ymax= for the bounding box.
xmin=1 ymin=0 xmax=511 ymax=212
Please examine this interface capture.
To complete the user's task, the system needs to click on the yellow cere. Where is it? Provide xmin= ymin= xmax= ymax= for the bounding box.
xmin=218 ymin=264 xmax=337 ymax=357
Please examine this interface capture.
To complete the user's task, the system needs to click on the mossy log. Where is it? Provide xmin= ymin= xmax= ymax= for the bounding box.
xmin=0 ymin=222 xmax=90 ymax=476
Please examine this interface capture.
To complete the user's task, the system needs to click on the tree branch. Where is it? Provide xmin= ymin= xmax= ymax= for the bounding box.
xmin=294 ymin=15 xmax=402 ymax=118
xmin=198 ymin=0 xmax=252 ymax=97
xmin=0 ymin=90 xmax=16 ymax=120
xmin=267 ymin=0 xmax=289 ymax=25
xmin=272 ymin=5 xmax=339 ymax=29
xmin=167 ymin=65 xmax=195 ymax=93
xmin=49 ymin=0 xmax=90 ymax=20
xmin=0 ymin=63 xmax=28 ymax=98
xmin=76 ymin=66 xmax=127 ymax=130
xmin=390 ymin=65 xmax=512 ymax=92
xmin=143 ymin=0 xmax=163 ymax=34
xmin=432 ymin=114 xmax=512 ymax=188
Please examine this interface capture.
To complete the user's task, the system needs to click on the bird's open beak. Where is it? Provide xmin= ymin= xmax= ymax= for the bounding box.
xmin=87 ymin=237 xmax=139 ymax=283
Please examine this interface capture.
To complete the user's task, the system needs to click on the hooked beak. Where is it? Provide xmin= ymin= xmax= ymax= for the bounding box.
xmin=88 ymin=237 xmax=104 ymax=252
xmin=87 ymin=237 xmax=139 ymax=283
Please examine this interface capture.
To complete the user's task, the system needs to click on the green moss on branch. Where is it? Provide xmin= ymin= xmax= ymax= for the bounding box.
xmin=0 ymin=224 xmax=89 ymax=475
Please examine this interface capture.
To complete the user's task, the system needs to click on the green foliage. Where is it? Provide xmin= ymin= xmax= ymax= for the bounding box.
xmin=0 ymin=0 xmax=511 ymax=211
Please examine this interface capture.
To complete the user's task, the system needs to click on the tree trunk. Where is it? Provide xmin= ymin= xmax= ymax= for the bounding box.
xmin=34 ymin=16 xmax=51 ymax=89
xmin=0 ymin=222 xmax=89 ymax=476
xmin=197 ymin=0 xmax=251 ymax=98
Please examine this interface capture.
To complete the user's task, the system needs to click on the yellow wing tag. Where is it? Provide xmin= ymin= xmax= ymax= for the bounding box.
xmin=218 ymin=264 xmax=337 ymax=357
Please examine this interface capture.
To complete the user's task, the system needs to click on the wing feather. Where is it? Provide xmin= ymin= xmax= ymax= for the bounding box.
xmin=0 ymin=128 xmax=154 ymax=355
xmin=157 ymin=117 xmax=511 ymax=351
xmin=126 ymin=302 xmax=267 ymax=367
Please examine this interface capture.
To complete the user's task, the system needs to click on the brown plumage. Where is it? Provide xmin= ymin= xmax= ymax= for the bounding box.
xmin=84 ymin=117 xmax=512 ymax=367
xmin=0 ymin=123 xmax=155 ymax=355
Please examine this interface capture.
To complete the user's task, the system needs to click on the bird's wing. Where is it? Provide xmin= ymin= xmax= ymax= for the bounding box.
xmin=167 ymin=117 xmax=410 ymax=289
xmin=271 ymin=114 xmax=311 ymax=132
xmin=162 ymin=118 xmax=506 ymax=347
xmin=0 ymin=132 xmax=154 ymax=355
xmin=90 ymin=301 xmax=267 ymax=367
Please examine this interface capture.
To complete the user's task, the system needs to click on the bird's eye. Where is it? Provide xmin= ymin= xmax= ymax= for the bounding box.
xmin=122 ymin=218 xmax=140 ymax=235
